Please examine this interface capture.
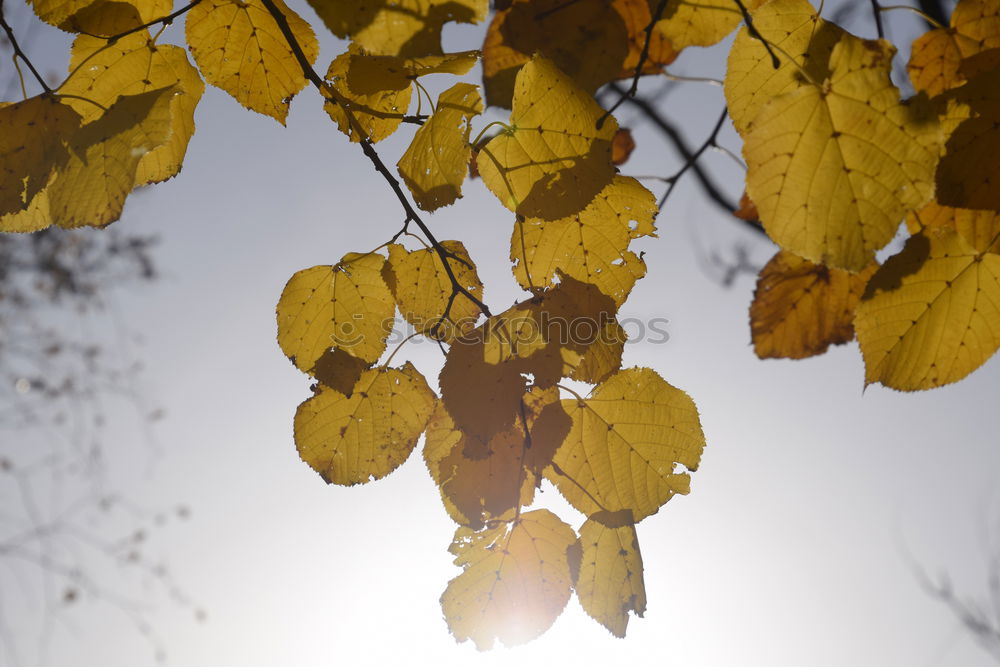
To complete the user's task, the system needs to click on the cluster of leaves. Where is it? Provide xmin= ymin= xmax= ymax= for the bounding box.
xmin=3 ymin=0 xmax=1000 ymax=650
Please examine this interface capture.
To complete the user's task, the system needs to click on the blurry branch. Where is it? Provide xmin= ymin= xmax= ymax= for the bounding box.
xmin=902 ymin=500 xmax=1000 ymax=664
xmin=0 ymin=229 xmax=200 ymax=666
xmin=916 ymin=567 xmax=1000 ymax=662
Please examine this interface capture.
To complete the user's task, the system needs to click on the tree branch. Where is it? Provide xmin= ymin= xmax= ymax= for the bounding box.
xmin=256 ymin=0 xmax=492 ymax=321
xmin=597 ymin=0 xmax=668 ymax=128
xmin=607 ymin=82 xmax=765 ymax=236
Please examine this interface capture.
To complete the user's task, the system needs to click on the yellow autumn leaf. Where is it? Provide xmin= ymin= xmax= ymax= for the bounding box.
xmin=656 ymin=0 xmax=766 ymax=52
xmin=935 ymin=56 xmax=1000 ymax=210
xmin=907 ymin=201 xmax=1000 ymax=252
xmin=185 ymin=0 xmax=317 ymax=123
xmin=294 ymin=363 xmax=436 ymax=485
xmin=441 ymin=509 xmax=575 ymax=650
xmin=47 ymin=86 xmax=175 ymax=228
xmin=539 ymin=367 xmax=704 ymax=522
xmin=311 ymin=347 xmax=371 ymax=396
xmin=725 ymin=0 xmax=846 ymax=135
xmin=569 ymin=317 xmax=628 ymax=385
xmin=383 ymin=241 xmax=484 ymax=342
xmin=397 ymin=83 xmax=483 ymax=211
xmin=480 ymin=0 xmax=675 ymax=109
xmin=438 ymin=328 xmax=530 ymax=445
xmin=325 ymin=48 xmax=478 ymax=144
xmin=276 ymin=252 xmax=395 ymax=375
xmin=481 ymin=277 xmax=623 ymax=381
xmin=750 ymin=250 xmax=878 ymax=360
xmin=572 ymin=512 xmax=646 ymax=638
xmin=0 ymin=95 xmax=80 ymax=218
xmin=61 ymin=28 xmax=205 ymax=185
xmin=324 ymin=47 xmax=411 ymax=142
xmin=510 ymin=175 xmax=657 ymax=306
xmin=907 ymin=0 xmax=1000 ymax=97
xmin=855 ymin=226 xmax=1000 ymax=390
xmin=306 ymin=0 xmax=487 ymax=57
xmin=0 ymin=189 xmax=53 ymax=233
xmin=743 ymin=34 xmax=941 ymax=271
xmin=438 ymin=279 xmax=620 ymax=446
xmin=423 ymin=386 xmax=563 ymax=528
xmin=29 ymin=0 xmax=169 ymax=30
xmin=477 ymin=55 xmax=618 ymax=221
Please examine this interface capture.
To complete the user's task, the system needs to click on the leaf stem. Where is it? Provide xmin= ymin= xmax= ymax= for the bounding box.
xmin=383 ymin=332 xmax=420 ymax=368
xmin=879 ymin=4 xmax=946 ymax=29
xmin=256 ymin=0 xmax=493 ymax=321
xmin=470 ymin=120 xmax=510 ymax=148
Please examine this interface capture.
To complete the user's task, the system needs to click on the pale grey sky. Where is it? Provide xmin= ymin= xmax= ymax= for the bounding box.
xmin=5 ymin=1 xmax=1000 ymax=665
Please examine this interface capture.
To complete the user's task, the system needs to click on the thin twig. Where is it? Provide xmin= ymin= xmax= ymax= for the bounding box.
xmin=0 ymin=0 xmax=51 ymax=93
xmin=659 ymin=107 xmax=729 ymax=208
xmin=256 ymin=0 xmax=492 ymax=322
xmin=597 ymin=0 xmax=668 ymax=129
xmin=607 ymin=83 xmax=765 ymax=235
xmin=102 ymin=0 xmax=203 ymax=43
xmin=733 ymin=0 xmax=779 ymax=69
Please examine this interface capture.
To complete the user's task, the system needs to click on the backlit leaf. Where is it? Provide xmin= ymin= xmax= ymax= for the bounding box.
xmin=323 ymin=46 xmax=413 ymax=142
xmin=725 ymin=0 xmax=845 ymax=135
xmin=424 ymin=386 xmax=563 ymax=528
xmin=477 ymin=55 xmax=618 ymax=220
xmin=907 ymin=200 xmax=1000 ymax=252
xmin=572 ymin=512 xmax=646 ymax=638
xmin=306 ymin=0 xmax=487 ymax=57
xmin=438 ymin=278 xmax=620 ymax=444
xmin=539 ymin=367 xmax=704 ymax=522
xmin=0 ymin=95 xmax=80 ymax=218
xmin=383 ymin=240 xmax=484 ymax=342
xmin=656 ymin=0 xmax=766 ymax=52
xmin=29 ymin=0 xmax=169 ymax=29
xmin=510 ymin=175 xmax=657 ymax=306
xmin=326 ymin=48 xmax=477 ymax=144
xmin=743 ymin=35 xmax=941 ymax=270
xmin=480 ymin=277 xmax=623 ymax=383
xmin=481 ymin=0 xmax=675 ymax=108
xmin=276 ymin=252 xmax=395 ymax=375
xmin=569 ymin=318 xmax=628 ymax=385
xmin=397 ymin=83 xmax=483 ymax=211
xmin=186 ymin=0 xmax=318 ymax=123
xmin=0 ymin=189 xmax=53 ymax=233
xmin=935 ymin=57 xmax=1000 ymax=210
xmin=908 ymin=0 xmax=1000 ymax=97
xmin=611 ymin=128 xmax=636 ymax=166
xmin=855 ymin=226 xmax=1000 ymax=390
xmin=294 ymin=363 xmax=436 ymax=484
xmin=438 ymin=332 xmax=529 ymax=445
xmin=49 ymin=86 xmax=175 ymax=227
xmin=751 ymin=250 xmax=878 ymax=360
xmin=441 ymin=509 xmax=575 ymax=650
xmin=61 ymin=27 xmax=205 ymax=185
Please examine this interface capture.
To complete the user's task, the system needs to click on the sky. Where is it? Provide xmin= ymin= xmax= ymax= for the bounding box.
xmin=5 ymin=1 xmax=1000 ymax=666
